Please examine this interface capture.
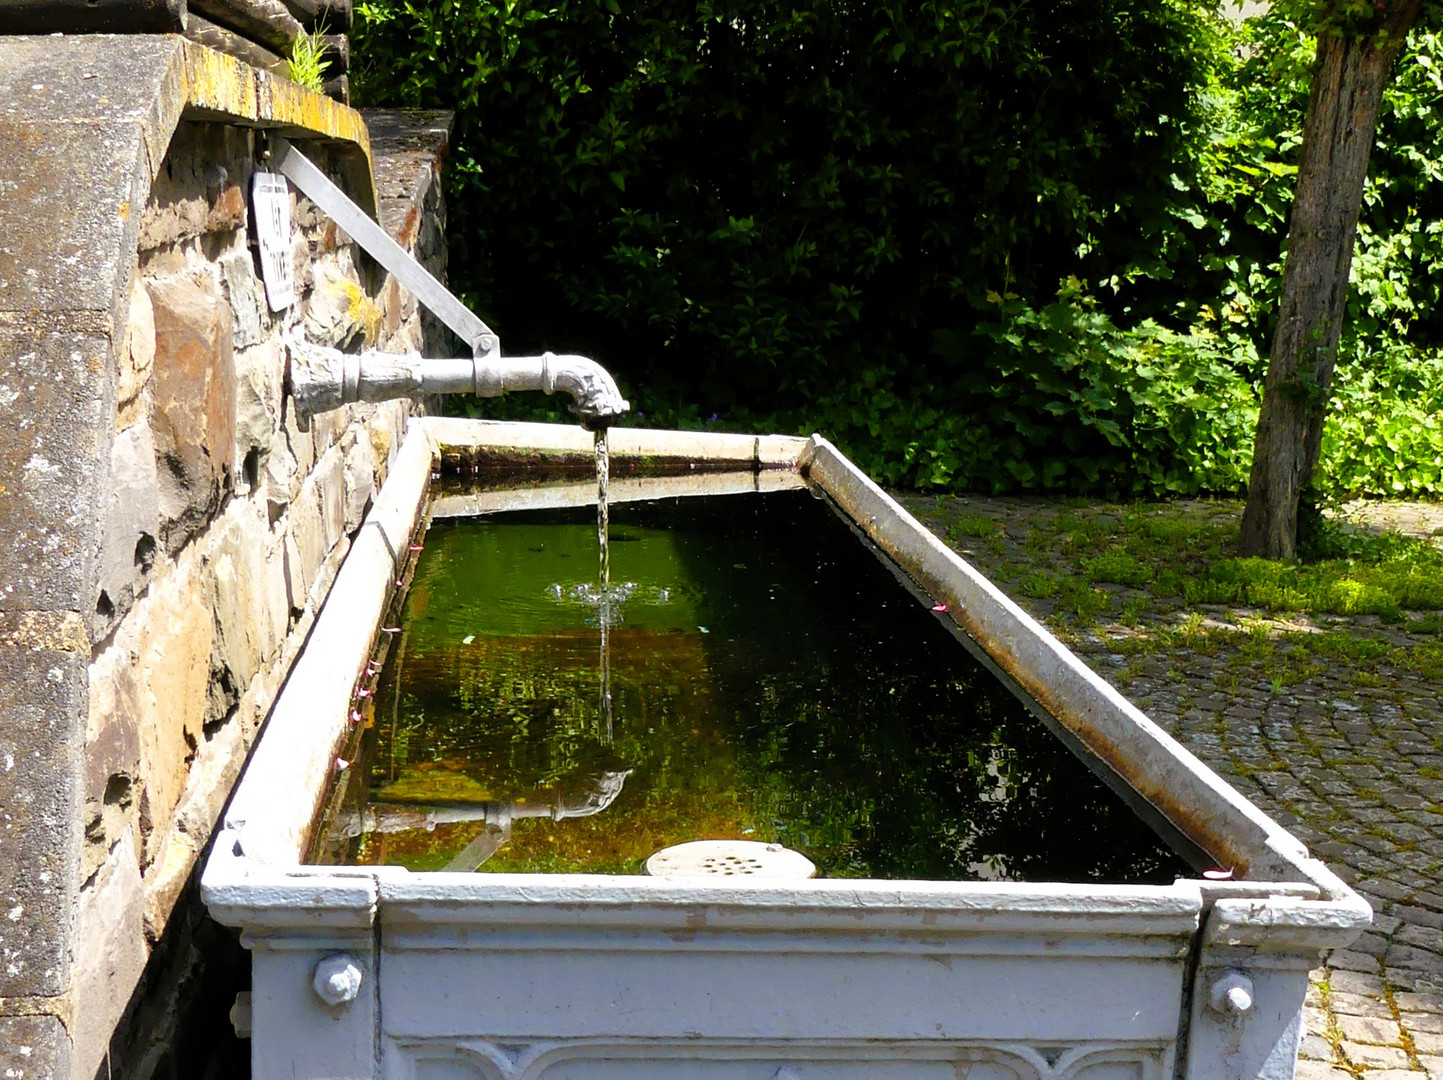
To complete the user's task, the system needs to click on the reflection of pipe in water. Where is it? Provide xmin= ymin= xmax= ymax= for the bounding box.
xmin=344 ymin=770 xmax=632 ymax=872
xmin=338 ymin=770 xmax=633 ymax=840
xmin=388 ymin=626 xmax=408 ymax=784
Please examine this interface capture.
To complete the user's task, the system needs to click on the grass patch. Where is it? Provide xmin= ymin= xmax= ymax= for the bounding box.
xmin=288 ymin=26 xmax=332 ymax=92
xmin=946 ymin=513 xmax=1004 ymax=540
xmin=1027 ymin=499 xmax=1443 ymax=624
xmin=913 ymin=496 xmax=1443 ymax=667
xmin=1083 ymin=551 xmax=1153 ymax=588
xmin=1181 ymin=555 xmax=1443 ymax=620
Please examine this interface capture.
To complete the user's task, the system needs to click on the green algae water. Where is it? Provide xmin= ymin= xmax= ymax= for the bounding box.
xmin=314 ymin=488 xmax=1191 ymax=883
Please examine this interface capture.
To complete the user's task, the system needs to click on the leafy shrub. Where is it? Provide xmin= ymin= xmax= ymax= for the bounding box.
xmin=353 ymin=0 xmax=1232 ymax=476
xmin=1321 ymin=341 xmax=1443 ymax=496
xmin=353 ymin=1 xmax=1443 ymax=498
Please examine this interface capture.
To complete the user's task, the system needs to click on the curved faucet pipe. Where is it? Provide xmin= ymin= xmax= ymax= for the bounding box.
xmin=287 ymin=336 xmax=630 ymax=429
xmin=269 ymin=142 xmax=628 ymax=427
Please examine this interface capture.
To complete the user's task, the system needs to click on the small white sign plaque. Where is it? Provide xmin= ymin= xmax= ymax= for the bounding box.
xmin=252 ymin=171 xmax=296 ymax=312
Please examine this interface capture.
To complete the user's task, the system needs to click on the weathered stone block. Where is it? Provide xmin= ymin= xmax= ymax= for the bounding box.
xmin=0 ymin=1014 xmax=71 ymax=1080
xmin=90 ymin=564 xmax=215 ymax=868
xmin=342 ymin=428 xmax=376 ymax=530
xmin=138 ymin=124 xmax=251 ymax=251
xmin=234 ymin=340 xmax=284 ymax=478
xmin=147 ymin=271 xmax=236 ymax=553
xmin=95 ymin=422 xmax=161 ymax=632
xmin=315 ymin=446 xmax=347 ymax=554
xmin=118 ymin=277 xmax=155 ymax=430
xmin=210 ymin=509 xmax=289 ymax=693
xmin=304 ymin=258 xmax=381 ymax=350
xmin=286 ymin=475 xmax=327 ymax=609
xmin=142 ymin=830 xmax=196 ymax=942
xmin=1337 ymin=1014 xmax=1402 ymax=1046
xmin=282 ymin=528 xmax=307 ymax=616
xmin=381 ymin=307 xmax=425 ymax=355
xmin=71 ymin=826 xmax=147 ymax=1080
xmin=0 ymin=621 xmax=87 ymax=997
xmin=1342 ymin=1042 xmax=1411 ymax=1069
xmin=84 ymin=657 xmax=143 ymax=889
xmin=263 ymin=436 xmax=300 ymax=520
xmin=219 ymin=249 xmax=269 ymax=350
xmin=369 ymin=403 xmax=398 ymax=476
xmin=0 ymin=330 xmax=113 ymax=616
xmin=310 ymin=404 xmax=350 ymax=457
xmin=285 ymin=400 xmax=317 ymax=479
xmin=380 ymin=276 xmax=403 ymax=341
xmin=289 ymin=223 xmax=314 ymax=296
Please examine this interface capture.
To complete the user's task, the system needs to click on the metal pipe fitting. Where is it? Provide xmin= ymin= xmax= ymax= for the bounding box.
xmin=507 ymin=353 xmax=632 ymax=429
xmin=287 ymin=337 xmax=630 ymax=429
xmin=288 ymin=338 xmax=425 ymax=417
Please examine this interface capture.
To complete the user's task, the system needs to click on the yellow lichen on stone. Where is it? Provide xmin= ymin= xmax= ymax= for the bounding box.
xmin=340 ymin=278 xmax=384 ymax=347
xmin=176 ymin=39 xmax=373 ymax=207
xmin=304 ymin=264 xmax=385 ymax=349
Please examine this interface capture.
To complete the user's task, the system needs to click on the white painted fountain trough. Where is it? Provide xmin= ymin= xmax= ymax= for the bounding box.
xmin=202 ymin=417 xmax=1369 ymax=1080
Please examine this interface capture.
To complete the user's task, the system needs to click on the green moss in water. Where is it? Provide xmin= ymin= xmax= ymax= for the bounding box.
xmin=316 ymin=490 xmax=1192 ymax=883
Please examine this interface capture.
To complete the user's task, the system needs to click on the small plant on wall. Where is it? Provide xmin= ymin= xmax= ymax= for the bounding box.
xmin=289 ymin=26 xmax=331 ymax=93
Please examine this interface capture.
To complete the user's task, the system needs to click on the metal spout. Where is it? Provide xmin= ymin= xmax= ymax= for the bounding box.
xmin=287 ymin=337 xmax=630 ymax=428
xmin=534 ymin=353 xmax=631 ymax=429
xmin=269 ymin=140 xmax=629 ymax=431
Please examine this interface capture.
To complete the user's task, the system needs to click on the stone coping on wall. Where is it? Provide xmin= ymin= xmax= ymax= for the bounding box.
xmin=363 ymin=109 xmax=453 ymax=249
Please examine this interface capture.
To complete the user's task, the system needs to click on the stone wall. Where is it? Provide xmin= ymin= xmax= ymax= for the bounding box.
xmin=87 ymin=117 xmax=450 ymax=1080
xmin=0 ymin=35 xmax=452 ymax=1078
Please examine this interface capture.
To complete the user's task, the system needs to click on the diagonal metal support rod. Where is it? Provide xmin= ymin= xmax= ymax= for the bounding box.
xmin=273 ymin=137 xmax=498 ymax=359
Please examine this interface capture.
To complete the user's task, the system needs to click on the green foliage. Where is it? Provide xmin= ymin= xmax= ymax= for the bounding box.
xmin=1320 ymin=341 xmax=1443 ymax=494
xmin=354 ymin=0 xmax=1443 ymax=499
xmin=289 ymin=26 xmax=332 ymax=92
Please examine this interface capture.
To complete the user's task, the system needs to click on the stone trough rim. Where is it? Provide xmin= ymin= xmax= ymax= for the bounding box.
xmin=202 ymin=417 xmax=1369 ymax=949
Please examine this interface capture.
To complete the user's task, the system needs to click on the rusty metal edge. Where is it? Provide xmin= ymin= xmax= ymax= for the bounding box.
xmin=798 ymin=436 xmax=1296 ymax=873
xmin=798 ymin=435 xmax=1369 ymax=937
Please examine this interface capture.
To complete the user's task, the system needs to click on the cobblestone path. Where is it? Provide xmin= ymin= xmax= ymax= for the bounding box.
xmin=899 ymin=495 xmax=1443 ymax=1080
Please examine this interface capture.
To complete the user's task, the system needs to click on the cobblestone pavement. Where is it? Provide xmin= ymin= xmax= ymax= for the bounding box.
xmin=899 ymin=494 xmax=1443 ymax=1080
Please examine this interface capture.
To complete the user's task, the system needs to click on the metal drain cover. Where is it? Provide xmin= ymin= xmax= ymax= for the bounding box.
xmin=644 ymin=840 xmax=817 ymax=879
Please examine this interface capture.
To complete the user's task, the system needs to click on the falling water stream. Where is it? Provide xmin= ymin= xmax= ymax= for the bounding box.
xmin=595 ymin=428 xmax=614 ymax=744
xmin=595 ymin=428 xmax=611 ymax=586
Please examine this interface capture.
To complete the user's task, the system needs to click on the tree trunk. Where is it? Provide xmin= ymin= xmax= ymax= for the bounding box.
xmin=1238 ymin=2 xmax=1422 ymax=559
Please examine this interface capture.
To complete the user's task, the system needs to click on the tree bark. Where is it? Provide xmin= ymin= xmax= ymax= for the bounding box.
xmin=188 ymin=0 xmax=304 ymax=56
xmin=0 ymin=0 xmax=186 ymax=33
xmin=1239 ymin=1 xmax=1423 ymax=559
xmin=184 ymin=12 xmax=289 ymax=76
